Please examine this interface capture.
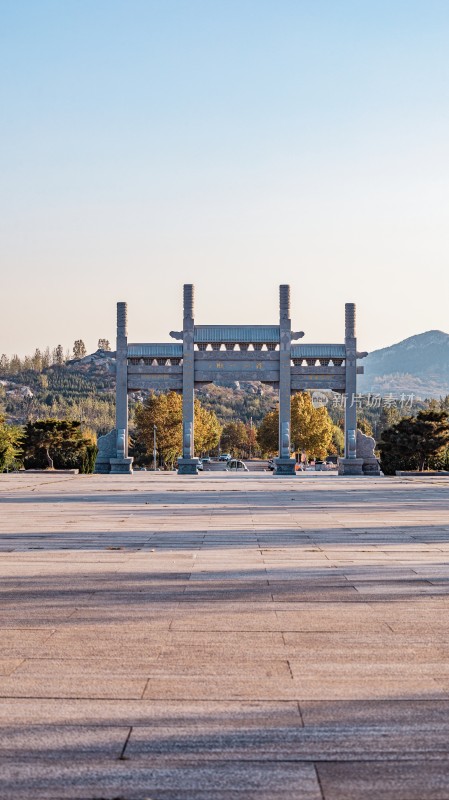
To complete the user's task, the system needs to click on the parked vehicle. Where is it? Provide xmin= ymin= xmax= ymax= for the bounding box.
xmin=197 ymin=459 xmax=204 ymax=471
xmin=219 ymin=453 xmax=232 ymax=461
xmin=201 ymin=457 xmax=212 ymax=463
xmin=226 ymin=459 xmax=249 ymax=472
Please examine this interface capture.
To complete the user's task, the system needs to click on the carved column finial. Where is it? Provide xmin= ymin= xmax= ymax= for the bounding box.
xmin=117 ymin=302 xmax=128 ymax=337
xmin=183 ymin=284 xmax=194 ymax=321
xmin=280 ymin=284 xmax=290 ymax=323
xmin=345 ymin=303 xmax=356 ymax=340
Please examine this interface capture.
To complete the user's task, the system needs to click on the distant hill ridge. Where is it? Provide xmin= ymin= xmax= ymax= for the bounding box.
xmin=359 ymin=330 xmax=449 ymax=398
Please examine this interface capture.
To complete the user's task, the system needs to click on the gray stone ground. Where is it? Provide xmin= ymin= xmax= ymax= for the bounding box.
xmin=1 ymin=472 xmax=449 ymax=799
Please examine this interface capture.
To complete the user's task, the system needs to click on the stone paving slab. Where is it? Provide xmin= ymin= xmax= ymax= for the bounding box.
xmin=0 ymin=698 xmax=303 ymax=726
xmin=0 ymin=725 xmax=128 ymax=758
xmin=0 ymin=759 xmax=322 ymax=800
xmin=0 ymin=676 xmax=148 ymax=699
xmin=316 ymin=762 xmax=449 ymax=800
xmin=125 ymin=722 xmax=449 ymax=762
xmin=1 ymin=472 xmax=449 ymax=798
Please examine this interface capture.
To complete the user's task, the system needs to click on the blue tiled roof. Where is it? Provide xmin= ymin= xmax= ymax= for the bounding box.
xmin=128 ymin=343 xmax=183 ymax=357
xmin=194 ymin=326 xmax=280 ymax=343
xmin=291 ymin=344 xmax=345 ymax=359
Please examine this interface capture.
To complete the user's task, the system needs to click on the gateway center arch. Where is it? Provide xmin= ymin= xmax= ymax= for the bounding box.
xmin=96 ymin=284 xmax=370 ymax=476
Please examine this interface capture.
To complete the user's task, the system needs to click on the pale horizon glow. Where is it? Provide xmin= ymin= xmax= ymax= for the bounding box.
xmin=1 ymin=0 xmax=448 ymax=358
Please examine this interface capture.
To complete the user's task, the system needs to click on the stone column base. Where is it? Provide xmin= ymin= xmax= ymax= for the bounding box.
xmin=94 ymin=460 xmax=112 ymax=474
xmin=110 ymin=457 xmax=134 ymax=474
xmin=177 ymin=458 xmax=199 ymax=475
xmin=274 ymin=458 xmax=297 ymax=476
xmin=362 ymin=459 xmax=381 ymax=476
xmin=338 ymin=457 xmax=364 ymax=476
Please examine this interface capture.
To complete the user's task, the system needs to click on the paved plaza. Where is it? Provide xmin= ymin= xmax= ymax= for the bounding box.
xmin=1 ymin=472 xmax=449 ymax=799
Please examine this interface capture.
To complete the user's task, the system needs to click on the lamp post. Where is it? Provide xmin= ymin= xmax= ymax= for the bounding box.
xmin=153 ymin=424 xmax=157 ymax=471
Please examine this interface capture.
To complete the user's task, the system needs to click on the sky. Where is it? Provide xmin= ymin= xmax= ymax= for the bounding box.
xmin=1 ymin=0 xmax=448 ymax=357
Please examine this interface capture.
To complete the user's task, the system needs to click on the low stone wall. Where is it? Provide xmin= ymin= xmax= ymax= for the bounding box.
xmin=396 ymin=471 xmax=449 ymax=477
xmin=16 ymin=469 xmax=80 ymax=475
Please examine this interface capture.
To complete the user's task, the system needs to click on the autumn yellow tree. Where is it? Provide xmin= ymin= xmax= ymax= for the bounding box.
xmin=220 ymin=421 xmax=248 ymax=458
xmin=256 ymin=410 xmax=278 ymax=456
xmin=291 ymin=393 xmax=333 ymax=459
xmin=194 ymin=400 xmax=222 ymax=455
xmin=134 ymin=392 xmax=182 ymax=469
xmin=257 ymin=393 xmax=333 ymax=459
xmin=330 ymin=424 xmax=345 ymax=455
xmin=246 ymin=421 xmax=259 ymax=458
xmin=134 ymin=391 xmax=221 ymax=468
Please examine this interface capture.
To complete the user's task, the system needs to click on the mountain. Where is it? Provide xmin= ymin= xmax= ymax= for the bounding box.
xmin=359 ymin=330 xmax=449 ymax=398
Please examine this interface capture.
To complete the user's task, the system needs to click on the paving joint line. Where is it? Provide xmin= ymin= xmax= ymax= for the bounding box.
xmin=118 ymin=725 xmax=133 ymax=760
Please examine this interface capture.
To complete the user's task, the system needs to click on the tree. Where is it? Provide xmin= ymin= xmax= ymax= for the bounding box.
xmin=377 ymin=405 xmax=401 ymax=438
xmin=194 ymin=401 xmax=222 ymax=455
xmin=436 ymin=446 xmax=449 ymax=471
xmin=69 ymin=395 xmax=115 ymax=435
xmin=440 ymin=395 xmax=449 ymax=415
xmin=357 ymin=416 xmax=373 ymax=436
xmin=97 ymin=339 xmax=111 ymax=351
xmin=134 ymin=391 xmax=221 ymax=468
xmin=42 ymin=347 xmax=52 ymax=369
xmin=9 ymin=355 xmax=22 ymax=374
xmin=290 ymin=393 xmax=333 ymax=459
xmin=330 ymin=424 xmax=345 ymax=455
xmin=135 ymin=392 xmax=182 ymax=469
xmin=31 ymin=349 xmax=43 ymax=372
xmin=221 ymin=421 xmax=248 ymax=458
xmin=0 ymin=355 xmax=9 ymax=374
xmin=377 ymin=410 xmax=449 ymax=475
xmin=246 ymin=420 xmax=258 ymax=458
xmin=22 ymin=419 xmax=95 ymax=471
xmin=73 ymin=340 xmax=87 ymax=359
xmin=257 ymin=393 xmax=334 ymax=459
xmin=53 ymin=345 xmax=65 ymax=366
xmin=257 ymin=409 xmax=278 ymax=456
xmin=0 ymin=416 xmax=23 ymax=471
xmin=411 ymin=410 xmax=449 ymax=470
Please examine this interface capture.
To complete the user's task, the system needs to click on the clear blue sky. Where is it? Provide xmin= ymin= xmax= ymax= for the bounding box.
xmin=1 ymin=0 xmax=448 ymax=355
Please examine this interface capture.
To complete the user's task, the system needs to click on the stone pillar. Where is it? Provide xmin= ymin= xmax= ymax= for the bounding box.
xmin=274 ymin=285 xmax=296 ymax=475
xmin=338 ymin=303 xmax=363 ymax=476
xmin=178 ymin=284 xmax=199 ymax=474
xmin=110 ymin=302 xmax=133 ymax=474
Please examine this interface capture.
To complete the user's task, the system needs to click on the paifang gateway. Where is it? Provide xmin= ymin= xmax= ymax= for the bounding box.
xmin=95 ymin=284 xmax=372 ymax=476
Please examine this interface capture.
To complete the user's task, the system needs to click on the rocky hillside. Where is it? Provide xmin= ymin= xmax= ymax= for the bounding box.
xmin=359 ymin=331 xmax=449 ymax=398
xmin=0 ymin=350 xmax=277 ymax=430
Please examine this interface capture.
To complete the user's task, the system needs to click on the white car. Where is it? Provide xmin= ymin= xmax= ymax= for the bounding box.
xmin=226 ymin=459 xmax=249 ymax=472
